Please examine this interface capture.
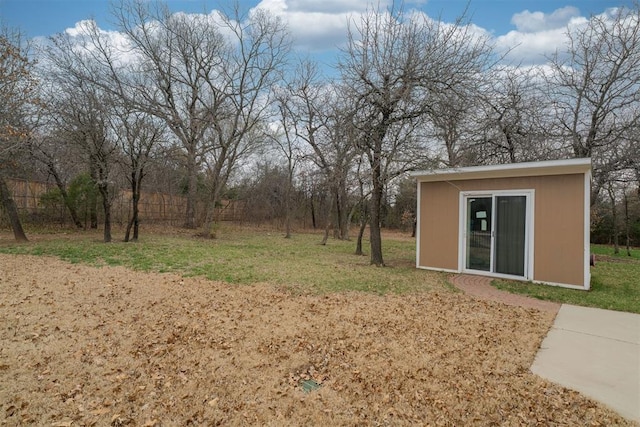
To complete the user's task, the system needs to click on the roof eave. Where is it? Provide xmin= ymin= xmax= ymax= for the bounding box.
xmin=411 ymin=158 xmax=591 ymax=182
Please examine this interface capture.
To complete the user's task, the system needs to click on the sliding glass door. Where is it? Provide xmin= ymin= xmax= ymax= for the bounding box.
xmin=463 ymin=193 xmax=530 ymax=278
xmin=465 ymin=197 xmax=492 ymax=271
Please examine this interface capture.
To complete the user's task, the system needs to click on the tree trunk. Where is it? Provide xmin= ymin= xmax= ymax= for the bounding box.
xmin=369 ymin=189 xmax=384 ymax=267
xmin=284 ymin=193 xmax=292 ymax=239
xmin=125 ymin=212 xmax=133 ymax=242
xmin=97 ymin=183 xmax=112 ymax=243
xmin=125 ymin=171 xmax=141 ymax=242
xmin=184 ymin=148 xmax=198 ymax=229
xmin=89 ymin=196 xmax=98 ymax=229
xmin=355 ymin=217 xmax=367 ymax=255
xmin=0 ymin=175 xmax=28 ymax=242
xmin=89 ymin=165 xmax=99 ymax=229
xmin=47 ymin=161 xmax=83 ymax=228
xmin=321 ymin=199 xmax=332 ymax=245
xmin=355 ymin=175 xmax=368 ymax=256
xmin=284 ymin=214 xmax=292 ymax=238
xmin=624 ymin=190 xmax=631 ymax=257
xmin=320 ymin=193 xmax=335 ymax=245
xmin=200 ymin=184 xmax=223 ymax=239
xmin=608 ymin=185 xmax=618 ymax=254
xmin=284 ymin=169 xmax=293 ymax=239
xmin=310 ymin=196 xmax=316 ymax=229
xmin=339 ymin=185 xmax=350 ymax=240
xmin=201 ymin=210 xmax=217 ymax=239
xmin=321 ymin=221 xmax=331 ymax=245
xmin=369 ymin=169 xmax=384 ymax=266
xmin=369 ymin=144 xmax=384 ymax=267
xmin=333 ymin=191 xmax=342 ymax=240
xmin=345 ymin=202 xmax=360 ymax=242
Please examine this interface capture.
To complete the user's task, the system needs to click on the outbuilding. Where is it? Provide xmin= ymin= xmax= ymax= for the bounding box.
xmin=412 ymin=158 xmax=592 ymax=290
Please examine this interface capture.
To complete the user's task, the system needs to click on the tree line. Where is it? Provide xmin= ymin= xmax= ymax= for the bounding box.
xmin=1 ymin=1 xmax=639 ymax=262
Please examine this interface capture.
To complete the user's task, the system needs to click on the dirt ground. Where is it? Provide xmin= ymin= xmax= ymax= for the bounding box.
xmin=0 ymin=253 xmax=634 ymax=426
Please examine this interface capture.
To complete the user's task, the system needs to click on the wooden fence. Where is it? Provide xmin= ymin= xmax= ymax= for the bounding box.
xmin=4 ymin=178 xmax=246 ymax=225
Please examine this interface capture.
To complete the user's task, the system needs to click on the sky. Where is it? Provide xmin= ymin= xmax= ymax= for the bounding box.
xmin=0 ymin=0 xmax=635 ymax=68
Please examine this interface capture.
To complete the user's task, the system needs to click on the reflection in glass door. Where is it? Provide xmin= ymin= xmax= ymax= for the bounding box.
xmin=465 ymin=197 xmax=492 ymax=271
xmin=494 ymin=196 xmax=526 ymax=276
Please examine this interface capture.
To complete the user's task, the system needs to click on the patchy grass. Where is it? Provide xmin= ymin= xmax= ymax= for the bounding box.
xmin=493 ymin=245 xmax=640 ymax=314
xmin=3 ymin=227 xmax=637 ymax=312
xmin=0 ymin=225 xmax=449 ymax=295
xmin=2 ymin=254 xmax=628 ymax=425
xmin=591 ymin=243 xmax=640 ymax=260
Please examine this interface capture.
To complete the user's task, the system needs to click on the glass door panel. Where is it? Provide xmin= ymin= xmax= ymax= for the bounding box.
xmin=465 ymin=197 xmax=492 ymax=271
xmin=494 ymin=196 xmax=526 ymax=276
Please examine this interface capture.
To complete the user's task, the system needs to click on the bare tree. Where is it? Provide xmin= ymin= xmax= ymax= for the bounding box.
xmin=625 ymin=125 xmax=640 ymax=199
xmin=353 ymin=155 xmax=370 ymax=255
xmin=199 ymin=7 xmax=291 ymax=238
xmin=0 ymin=29 xmax=37 ymax=241
xmin=110 ymin=1 xmax=226 ymax=229
xmin=27 ymin=132 xmax=84 ymax=228
xmin=282 ymin=61 xmax=358 ymax=242
xmin=41 ymin=39 xmax=119 ymax=242
xmin=270 ymin=84 xmax=304 ymax=238
xmin=546 ymin=4 xmax=640 ymax=192
xmin=112 ymin=108 xmax=164 ymax=241
xmin=66 ymin=88 xmax=117 ymax=242
xmin=42 ymin=17 xmax=172 ymax=240
xmin=110 ymin=1 xmax=290 ymax=236
xmin=338 ymin=5 xmax=494 ymax=265
xmin=428 ymin=89 xmax=474 ymax=167
xmin=475 ymin=67 xmax=554 ymax=164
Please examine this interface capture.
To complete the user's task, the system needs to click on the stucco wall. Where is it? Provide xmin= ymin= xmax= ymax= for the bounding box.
xmin=418 ymin=173 xmax=586 ymax=287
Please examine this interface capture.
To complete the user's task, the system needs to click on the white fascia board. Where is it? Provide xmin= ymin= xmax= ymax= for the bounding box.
xmin=584 ymin=168 xmax=592 ymax=290
xmin=411 ymin=158 xmax=592 ymax=182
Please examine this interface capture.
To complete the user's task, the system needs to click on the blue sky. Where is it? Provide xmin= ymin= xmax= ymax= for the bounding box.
xmin=0 ymin=0 xmax=634 ymax=66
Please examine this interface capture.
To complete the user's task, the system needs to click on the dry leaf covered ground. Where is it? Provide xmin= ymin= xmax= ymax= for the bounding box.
xmin=0 ymin=253 xmax=633 ymax=426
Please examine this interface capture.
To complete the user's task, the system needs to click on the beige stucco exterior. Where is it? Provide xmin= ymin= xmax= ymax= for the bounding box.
xmin=413 ymin=159 xmax=591 ymax=289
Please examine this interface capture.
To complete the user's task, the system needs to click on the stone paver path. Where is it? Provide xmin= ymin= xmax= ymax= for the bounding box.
xmin=450 ymin=274 xmax=561 ymax=314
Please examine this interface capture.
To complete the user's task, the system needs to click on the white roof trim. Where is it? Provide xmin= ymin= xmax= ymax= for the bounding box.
xmin=411 ymin=158 xmax=591 ymax=182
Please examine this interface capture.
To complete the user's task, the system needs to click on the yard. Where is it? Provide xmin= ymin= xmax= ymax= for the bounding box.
xmin=493 ymin=245 xmax=640 ymax=314
xmin=0 ymin=226 xmax=635 ymax=425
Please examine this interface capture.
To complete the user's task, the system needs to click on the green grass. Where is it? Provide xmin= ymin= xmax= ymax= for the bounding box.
xmin=2 ymin=227 xmax=638 ymax=312
xmin=0 ymin=226 xmax=449 ymax=295
xmin=591 ymin=244 xmax=640 ymax=259
xmin=493 ymin=245 xmax=640 ymax=313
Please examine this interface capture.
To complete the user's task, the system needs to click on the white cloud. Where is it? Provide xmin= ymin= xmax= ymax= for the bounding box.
xmin=60 ymin=20 xmax=138 ymax=67
xmin=253 ymin=0 xmax=362 ymax=51
xmin=51 ymin=2 xmax=631 ymax=71
xmin=252 ymin=0 xmax=491 ymax=53
xmin=284 ymin=0 xmax=380 ymax=13
xmin=496 ymin=5 xmax=635 ymax=65
xmin=63 ymin=19 xmax=97 ymax=37
xmin=496 ymin=7 xmax=593 ymax=64
xmin=511 ymin=6 xmax=580 ymax=33
xmin=495 ymin=27 xmax=566 ymax=64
